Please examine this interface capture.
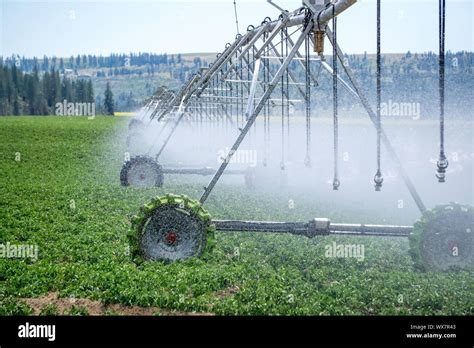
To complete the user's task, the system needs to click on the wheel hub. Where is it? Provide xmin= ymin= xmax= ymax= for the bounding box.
xmin=128 ymin=163 xmax=157 ymax=187
xmin=165 ymin=231 xmax=178 ymax=245
xmin=139 ymin=205 xmax=208 ymax=261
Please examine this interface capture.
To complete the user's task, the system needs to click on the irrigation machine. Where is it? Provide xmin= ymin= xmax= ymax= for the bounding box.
xmin=121 ymin=0 xmax=473 ymax=271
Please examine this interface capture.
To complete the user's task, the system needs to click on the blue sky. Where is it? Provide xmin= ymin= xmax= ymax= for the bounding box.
xmin=1 ymin=0 xmax=473 ymax=58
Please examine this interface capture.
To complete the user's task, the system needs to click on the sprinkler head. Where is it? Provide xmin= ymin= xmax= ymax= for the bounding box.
xmin=436 ymin=172 xmax=446 ymax=183
xmin=436 ymin=157 xmax=449 ymax=183
xmin=332 ymin=178 xmax=340 ymax=191
xmin=304 ymin=156 xmax=311 ymax=168
xmin=374 ymin=171 xmax=384 ymax=191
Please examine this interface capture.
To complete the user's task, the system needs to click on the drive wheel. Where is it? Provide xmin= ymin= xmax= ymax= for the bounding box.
xmin=409 ymin=203 xmax=473 ymax=271
xmin=120 ymin=156 xmax=164 ymax=187
xmin=129 ymin=194 xmax=215 ymax=262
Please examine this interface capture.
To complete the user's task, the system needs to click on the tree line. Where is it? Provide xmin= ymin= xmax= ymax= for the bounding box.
xmin=1 ymin=53 xmax=201 ymax=73
xmin=0 ymin=64 xmax=95 ymax=115
xmin=1 ymin=50 xmax=472 ymax=117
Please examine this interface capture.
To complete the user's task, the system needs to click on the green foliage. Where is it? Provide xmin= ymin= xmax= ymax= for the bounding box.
xmin=103 ymin=82 xmax=115 ymax=115
xmin=0 ymin=116 xmax=472 ymax=315
xmin=68 ymin=305 xmax=89 ymax=316
xmin=40 ymin=304 xmax=59 ymax=316
xmin=0 ymin=297 xmax=33 ymax=315
xmin=0 ymin=65 xmax=94 ymax=116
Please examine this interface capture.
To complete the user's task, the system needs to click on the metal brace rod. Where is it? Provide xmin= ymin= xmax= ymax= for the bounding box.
xmin=196 ymin=34 xmax=251 ymax=97
xmin=150 ymin=0 xmax=357 ymax=167
xmin=224 ymin=79 xmax=310 ymax=87
xmin=200 ymin=23 xmax=313 ymax=204
xmin=319 ymin=56 xmax=358 ymax=98
xmin=151 ymin=73 xmax=227 ymax=153
xmin=225 ymin=40 xmax=295 ymax=113
xmin=230 ymin=40 xmax=299 ymax=109
xmin=268 ymin=41 xmax=308 ymax=101
xmin=155 ymin=103 xmax=191 ymax=160
xmin=326 ymin=27 xmax=427 ymax=213
xmin=266 ymin=0 xmax=288 ymax=14
xmin=261 ymin=55 xmax=321 ymax=62
xmin=197 ymin=96 xmax=303 ymax=104
xmin=152 ymin=75 xmax=200 ymax=121
xmin=221 ymin=20 xmax=302 ymax=86
xmin=254 ymin=17 xmax=289 ymax=59
xmin=245 ymin=58 xmax=262 ymax=119
xmin=236 ymin=25 xmax=268 ymax=65
xmin=222 ymin=17 xmax=288 ymax=81
xmin=219 ymin=45 xmax=253 ymax=98
xmin=286 ymin=34 xmax=320 ymax=86
xmin=226 ymin=45 xmax=295 ymax=112
xmin=204 ymin=35 xmax=248 ymax=82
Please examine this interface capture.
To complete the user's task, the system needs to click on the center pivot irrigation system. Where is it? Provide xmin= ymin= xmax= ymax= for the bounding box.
xmin=122 ymin=0 xmax=473 ymax=271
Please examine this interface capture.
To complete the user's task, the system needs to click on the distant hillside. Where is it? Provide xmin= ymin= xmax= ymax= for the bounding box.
xmin=1 ymin=51 xmax=473 ymax=116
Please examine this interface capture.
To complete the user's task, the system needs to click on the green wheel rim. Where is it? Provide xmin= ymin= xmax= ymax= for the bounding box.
xmin=128 ymin=194 xmax=215 ymax=263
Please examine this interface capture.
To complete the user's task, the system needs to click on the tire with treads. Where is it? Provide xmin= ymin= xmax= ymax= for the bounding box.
xmin=120 ymin=156 xmax=164 ymax=187
xmin=128 ymin=194 xmax=215 ymax=263
xmin=409 ymin=203 xmax=474 ymax=272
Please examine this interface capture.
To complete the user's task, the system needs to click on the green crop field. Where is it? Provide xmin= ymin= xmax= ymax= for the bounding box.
xmin=0 ymin=116 xmax=472 ymax=316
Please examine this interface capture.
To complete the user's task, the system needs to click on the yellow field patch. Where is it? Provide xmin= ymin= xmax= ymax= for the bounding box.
xmin=114 ymin=112 xmax=134 ymax=117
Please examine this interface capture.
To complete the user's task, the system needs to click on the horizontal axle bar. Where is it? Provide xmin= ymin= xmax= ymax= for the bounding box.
xmin=259 ymin=55 xmax=321 ymax=62
xmin=213 ymin=219 xmax=413 ymax=238
xmin=222 ymin=79 xmax=315 ymax=87
xmin=195 ymin=95 xmax=303 ymax=103
xmin=163 ymin=167 xmax=246 ymax=176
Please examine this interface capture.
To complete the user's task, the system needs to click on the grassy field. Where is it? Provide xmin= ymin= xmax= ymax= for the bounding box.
xmin=0 ymin=116 xmax=472 ymax=315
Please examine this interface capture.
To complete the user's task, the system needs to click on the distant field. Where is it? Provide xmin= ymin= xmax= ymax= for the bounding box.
xmin=0 ymin=116 xmax=472 ymax=315
xmin=114 ymin=112 xmax=134 ymax=117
